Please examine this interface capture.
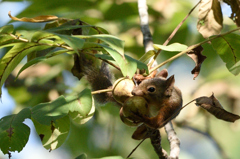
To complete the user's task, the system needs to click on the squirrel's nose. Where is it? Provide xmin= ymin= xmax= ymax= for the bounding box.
xmin=131 ymin=91 xmax=136 ymax=96
xmin=131 ymin=89 xmax=144 ymax=96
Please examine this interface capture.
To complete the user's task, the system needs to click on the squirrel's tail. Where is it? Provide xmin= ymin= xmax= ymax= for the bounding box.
xmin=72 ymin=53 xmax=115 ymax=104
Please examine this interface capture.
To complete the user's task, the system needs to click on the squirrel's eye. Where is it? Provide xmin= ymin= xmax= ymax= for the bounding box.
xmin=147 ymin=87 xmax=155 ymax=93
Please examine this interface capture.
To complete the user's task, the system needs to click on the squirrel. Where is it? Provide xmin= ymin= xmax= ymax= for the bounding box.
xmin=131 ymin=72 xmax=182 ymax=129
xmin=72 ymin=53 xmax=182 ymax=130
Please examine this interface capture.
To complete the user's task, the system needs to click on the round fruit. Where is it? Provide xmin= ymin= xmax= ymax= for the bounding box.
xmin=112 ymin=78 xmax=135 ymax=104
xmin=122 ymin=96 xmax=149 ymax=123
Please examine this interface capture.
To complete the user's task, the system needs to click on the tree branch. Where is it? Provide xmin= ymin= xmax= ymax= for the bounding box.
xmin=137 ymin=1 xmax=179 ymax=158
xmin=164 ymin=122 xmax=180 ymax=159
xmin=138 ymin=0 xmax=154 ymax=53
xmin=147 ymin=127 xmax=168 ymax=159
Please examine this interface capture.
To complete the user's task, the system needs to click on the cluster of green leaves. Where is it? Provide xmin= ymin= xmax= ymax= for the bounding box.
xmin=0 ymin=88 xmax=93 ymax=154
xmin=1 ymin=3 xmax=240 ymax=158
xmin=0 ymin=18 xmax=148 ymax=98
xmin=0 ymin=15 xmax=189 ymax=157
xmin=0 ymin=17 xmax=143 ymax=156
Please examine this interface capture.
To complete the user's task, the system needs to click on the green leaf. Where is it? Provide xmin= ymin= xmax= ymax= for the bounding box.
xmin=0 ymin=43 xmax=52 ymax=97
xmin=82 ymin=42 xmax=105 ymax=51
xmin=139 ymin=50 xmax=156 ymax=63
xmin=44 ymin=20 xmax=61 ymax=30
xmin=75 ymin=153 xmax=87 ymax=159
xmin=69 ymin=98 xmax=95 ymax=125
xmin=0 ymin=34 xmax=22 ymax=48
xmin=102 ymin=45 xmax=137 ymax=78
xmin=95 ymin=54 xmax=114 ymax=61
xmin=125 ymin=54 xmax=148 ymax=74
xmin=92 ymin=34 xmax=124 ymax=56
xmin=31 ymin=31 xmax=57 ymax=42
xmin=16 ymin=49 xmax=68 ymax=79
xmin=0 ymin=108 xmax=31 ymax=154
xmin=45 ymin=22 xmax=108 ymax=34
xmin=153 ymin=43 xmax=188 ymax=52
xmin=31 ymin=89 xmax=93 ymax=125
xmin=95 ymin=53 xmax=147 ymax=77
xmin=75 ymin=34 xmax=124 ymax=56
xmin=66 ymin=89 xmax=93 ymax=117
xmin=211 ymin=33 xmax=240 ymax=75
xmin=0 ymin=25 xmax=14 ymax=34
xmin=56 ymin=34 xmax=85 ymax=53
xmin=46 ymin=24 xmax=91 ymax=32
xmin=16 ymin=30 xmax=35 ymax=41
xmin=31 ymin=96 xmax=70 ymax=125
xmin=32 ymin=116 xmax=70 ymax=151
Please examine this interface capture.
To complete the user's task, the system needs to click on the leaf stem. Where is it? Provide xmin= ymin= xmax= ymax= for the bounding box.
xmin=91 ymin=88 xmax=112 ymax=95
xmin=127 ymin=138 xmax=146 ymax=158
xmin=9 ymin=33 xmax=74 ymax=51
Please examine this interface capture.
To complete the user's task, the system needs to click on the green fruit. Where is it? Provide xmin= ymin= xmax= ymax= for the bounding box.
xmin=122 ymin=96 xmax=149 ymax=122
xmin=112 ymin=78 xmax=135 ymax=104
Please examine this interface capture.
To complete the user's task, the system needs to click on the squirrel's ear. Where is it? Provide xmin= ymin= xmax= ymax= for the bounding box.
xmin=166 ymin=75 xmax=175 ymax=87
xmin=164 ymin=75 xmax=175 ymax=97
xmin=156 ymin=69 xmax=168 ymax=78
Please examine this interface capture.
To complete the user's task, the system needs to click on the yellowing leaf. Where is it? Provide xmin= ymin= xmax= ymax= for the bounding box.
xmin=197 ymin=0 xmax=223 ymax=38
xmin=8 ymin=11 xmax=58 ymax=23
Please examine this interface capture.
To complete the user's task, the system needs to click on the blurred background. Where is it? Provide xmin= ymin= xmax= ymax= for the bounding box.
xmin=0 ymin=0 xmax=240 ymax=159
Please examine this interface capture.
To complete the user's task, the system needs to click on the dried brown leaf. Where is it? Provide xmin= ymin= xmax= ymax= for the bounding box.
xmin=8 ymin=11 xmax=58 ymax=23
xmin=223 ymin=0 xmax=240 ymax=27
xmin=187 ymin=45 xmax=206 ymax=79
xmin=195 ymin=94 xmax=240 ymax=122
xmin=197 ymin=0 xmax=223 ymax=38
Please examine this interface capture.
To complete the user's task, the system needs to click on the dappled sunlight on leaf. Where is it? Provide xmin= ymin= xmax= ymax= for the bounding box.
xmin=33 ymin=116 xmax=70 ymax=151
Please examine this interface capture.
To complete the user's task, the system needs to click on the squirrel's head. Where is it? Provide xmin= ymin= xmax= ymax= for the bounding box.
xmin=131 ymin=75 xmax=175 ymax=102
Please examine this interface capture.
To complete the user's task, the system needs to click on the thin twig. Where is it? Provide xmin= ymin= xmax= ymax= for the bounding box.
xmin=91 ymin=88 xmax=112 ymax=95
xmin=148 ymin=0 xmax=202 ymax=68
xmin=149 ymin=26 xmax=240 ymax=74
xmin=127 ymin=138 xmax=146 ymax=158
xmin=163 ymin=0 xmax=202 ymax=46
